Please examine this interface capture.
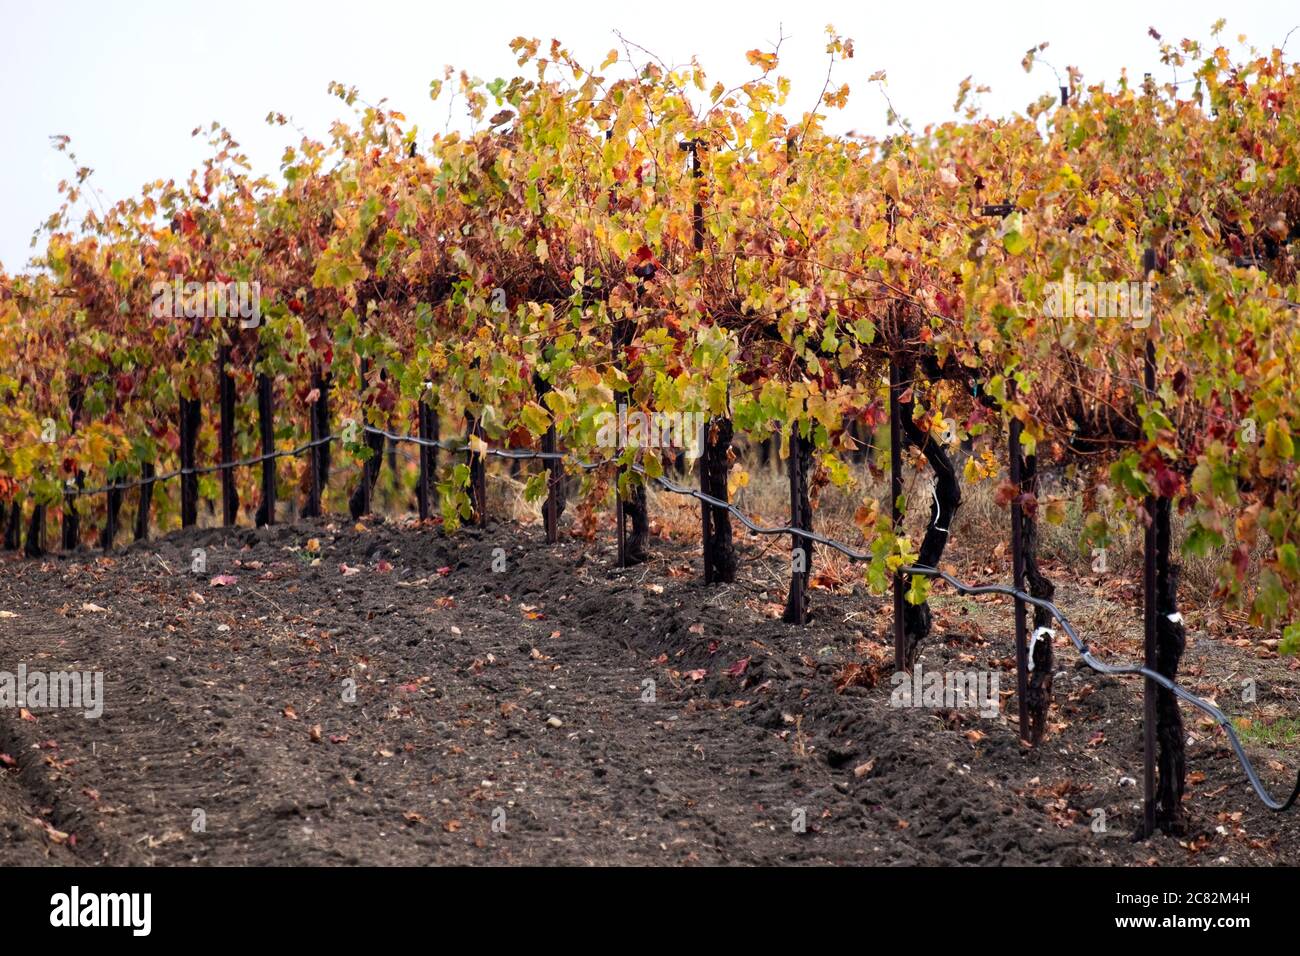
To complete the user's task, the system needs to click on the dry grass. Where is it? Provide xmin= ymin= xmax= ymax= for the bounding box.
xmin=366 ymin=441 xmax=1260 ymax=623
xmin=647 ymin=450 xmax=1255 ymax=617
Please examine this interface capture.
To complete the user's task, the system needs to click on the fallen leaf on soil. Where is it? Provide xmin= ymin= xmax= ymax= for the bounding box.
xmin=209 ymin=575 xmax=238 ymax=587
xmin=965 ymin=729 xmax=985 ymax=743
xmin=685 ymin=669 xmax=707 ymax=681
xmin=854 ymin=758 xmax=875 ymax=778
xmin=328 ymin=734 xmax=349 ymax=744
xmin=0 ymin=754 xmax=16 ymax=768
xmin=0 ymin=610 xmax=17 ymax=618
xmin=339 ymin=563 xmax=361 ymax=576
xmin=403 ymin=811 xmax=423 ymax=823
xmin=376 ymin=560 xmax=393 ymax=573
xmin=80 ymin=602 xmax=108 ymax=613
xmin=443 ymin=819 xmax=462 ymax=832
xmin=834 ymin=662 xmax=878 ymax=692
xmin=688 ymin=623 xmax=705 ymax=635
xmin=437 ymin=566 xmax=452 ymax=577
xmin=726 ymin=657 xmax=750 ymax=677
xmin=18 ymin=709 xmax=36 ymax=722
xmin=33 ymin=819 xmax=70 ymax=844
xmin=305 ymin=538 xmax=321 ymax=553
xmin=282 ymin=705 xmax=298 ymax=720
xmin=309 ymin=724 xmax=322 ymax=743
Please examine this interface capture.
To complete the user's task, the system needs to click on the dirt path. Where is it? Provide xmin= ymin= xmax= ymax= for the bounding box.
xmin=1 ymin=518 xmax=1297 ymax=865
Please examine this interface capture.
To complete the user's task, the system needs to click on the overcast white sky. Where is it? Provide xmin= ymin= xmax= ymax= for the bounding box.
xmin=1 ymin=0 xmax=1295 ymax=272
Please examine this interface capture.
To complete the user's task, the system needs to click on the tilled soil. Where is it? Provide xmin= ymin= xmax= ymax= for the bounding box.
xmin=1 ymin=516 xmax=1298 ymax=866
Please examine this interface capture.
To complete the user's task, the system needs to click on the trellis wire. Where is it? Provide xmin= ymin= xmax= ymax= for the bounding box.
xmin=9 ymin=419 xmax=1299 ymax=813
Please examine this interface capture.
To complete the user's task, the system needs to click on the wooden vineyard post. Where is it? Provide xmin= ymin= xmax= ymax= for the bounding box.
xmin=4 ymin=501 xmax=19 ymax=550
xmin=305 ymin=372 xmax=323 ymax=519
xmin=613 ymin=320 xmax=629 ymax=568
xmin=134 ymin=462 xmax=155 ymax=541
xmin=534 ymin=369 xmax=560 ymax=544
xmin=62 ymin=478 xmax=80 ymax=550
xmin=62 ymin=378 xmax=85 ymax=550
xmin=466 ymin=410 xmax=487 ymax=527
xmin=102 ymin=476 xmax=120 ymax=552
xmin=306 ymin=403 xmax=322 ymax=519
xmin=1008 ymin=385 xmax=1031 ymax=743
xmin=466 ymin=362 xmax=488 ymax=527
xmin=179 ymin=395 xmax=200 ymax=528
xmin=889 ymin=350 xmax=907 ymax=673
xmin=218 ymin=343 xmax=238 ymax=526
xmin=687 ymin=140 xmax=713 ymax=581
xmin=302 ymin=362 xmax=331 ymax=520
xmin=543 ymin=430 xmax=559 ymax=543
xmin=348 ymin=319 xmax=388 ymax=521
xmin=416 ymin=396 xmax=437 ymax=522
xmin=25 ymin=500 xmax=45 ymax=558
xmin=255 ymin=357 xmax=276 ymax=527
xmin=787 ymin=448 xmax=804 ymax=622
xmin=1140 ymin=245 xmax=1158 ymax=839
xmin=782 ymin=394 xmax=814 ymax=623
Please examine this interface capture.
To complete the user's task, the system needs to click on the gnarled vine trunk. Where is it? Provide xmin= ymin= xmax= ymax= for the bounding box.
xmin=700 ymin=417 xmax=736 ymax=582
xmin=1020 ymin=454 xmax=1056 ymax=745
xmin=1154 ymin=496 xmax=1188 ymax=833
xmin=134 ymin=462 xmax=156 ymax=541
xmin=898 ymin=383 xmax=961 ymax=668
xmin=782 ymin=428 xmax=815 ymax=623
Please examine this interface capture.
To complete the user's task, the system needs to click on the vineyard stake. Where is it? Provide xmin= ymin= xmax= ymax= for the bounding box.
xmin=62 ymin=377 xmax=84 ymax=549
xmin=134 ymin=462 xmax=155 ymax=541
xmin=1141 ymin=245 xmax=1159 ymax=838
xmin=785 ymin=424 xmax=808 ymax=624
xmin=416 ymin=399 xmax=433 ymax=522
xmin=256 ymin=361 xmax=276 ymax=527
xmin=24 ymin=501 xmax=45 ymax=558
xmin=218 ymin=343 xmax=238 ymax=527
xmin=306 ymin=388 xmax=323 ymax=519
xmin=683 ymin=138 xmax=715 ymax=582
xmin=179 ymin=396 xmax=199 ymax=528
xmin=614 ymin=323 xmax=628 ymax=568
xmin=466 ymin=363 xmax=488 ymax=527
xmin=350 ymin=350 xmax=384 ymax=520
xmin=467 ymin=409 xmax=487 ymax=526
xmin=1008 ymin=390 xmax=1031 ymax=743
xmin=534 ymin=369 xmax=559 ymax=544
xmin=4 ymin=501 xmax=19 ymax=550
xmin=102 ymin=472 xmax=119 ymax=552
xmin=889 ymin=349 xmax=907 ymax=672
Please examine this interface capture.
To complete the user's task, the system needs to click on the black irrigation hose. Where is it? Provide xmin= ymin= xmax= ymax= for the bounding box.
xmin=366 ymin=426 xmax=614 ymax=471
xmin=12 ymin=422 xmax=1300 ymax=811
xmin=67 ymin=434 xmax=337 ymax=497
xmin=635 ymin=465 xmax=1300 ymax=813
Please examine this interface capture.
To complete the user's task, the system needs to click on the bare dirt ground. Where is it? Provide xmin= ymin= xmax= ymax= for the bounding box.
xmin=1 ymin=506 xmax=1298 ymax=866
